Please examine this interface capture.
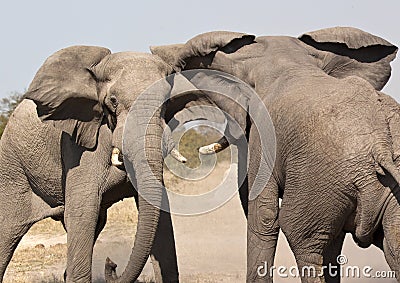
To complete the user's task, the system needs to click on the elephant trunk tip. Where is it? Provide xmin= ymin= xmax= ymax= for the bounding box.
xmin=105 ymin=257 xmax=118 ymax=282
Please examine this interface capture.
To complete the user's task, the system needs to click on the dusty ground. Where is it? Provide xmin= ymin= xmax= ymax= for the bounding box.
xmin=3 ymin=161 xmax=397 ymax=282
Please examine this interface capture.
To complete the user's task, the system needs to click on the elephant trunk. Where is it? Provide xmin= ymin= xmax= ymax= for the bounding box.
xmin=111 ymin=114 xmax=186 ymax=166
xmin=105 ymin=85 xmax=170 ymax=282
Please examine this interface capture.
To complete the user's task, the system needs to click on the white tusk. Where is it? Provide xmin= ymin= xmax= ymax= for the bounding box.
xmin=111 ymin=147 xmax=123 ymax=166
xmin=199 ymin=143 xmax=223 ymax=155
xmin=170 ymin=148 xmax=187 ymax=163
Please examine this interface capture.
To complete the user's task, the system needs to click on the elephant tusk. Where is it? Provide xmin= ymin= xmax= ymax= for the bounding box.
xmin=170 ymin=148 xmax=187 ymax=163
xmin=111 ymin=147 xmax=123 ymax=166
xmin=199 ymin=143 xmax=224 ymax=155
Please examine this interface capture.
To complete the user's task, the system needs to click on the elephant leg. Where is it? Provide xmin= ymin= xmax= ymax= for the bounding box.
xmin=61 ymin=208 xmax=107 ymax=282
xmin=280 ymin=205 xmax=332 ymax=283
xmin=381 ymin=195 xmax=400 ymax=279
xmin=279 ymin=178 xmax=350 ymax=283
xmin=247 ymin=176 xmax=280 ymax=283
xmin=246 ymin=126 xmax=279 ymax=282
xmin=0 ymin=177 xmax=63 ymax=282
xmin=322 ymin=232 xmax=345 ymax=283
xmin=64 ymin=170 xmax=102 ymax=283
xmin=246 ymin=127 xmax=280 ymax=282
xmin=238 ymin=142 xmax=249 ymax=217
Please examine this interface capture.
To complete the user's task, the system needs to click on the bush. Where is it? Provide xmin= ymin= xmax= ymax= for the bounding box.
xmin=0 ymin=92 xmax=23 ymax=138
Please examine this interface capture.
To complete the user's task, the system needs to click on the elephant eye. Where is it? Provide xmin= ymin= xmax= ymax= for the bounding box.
xmin=110 ymin=95 xmax=118 ymax=108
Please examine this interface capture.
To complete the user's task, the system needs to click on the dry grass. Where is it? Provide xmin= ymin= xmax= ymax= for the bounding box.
xmin=106 ymin=198 xmax=138 ymax=226
xmin=4 ymin=198 xmax=139 ymax=283
xmin=28 ymin=218 xmax=65 ymax=236
xmin=4 ymin=243 xmax=67 ymax=283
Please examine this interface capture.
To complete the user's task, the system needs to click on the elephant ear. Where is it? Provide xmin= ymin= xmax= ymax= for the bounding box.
xmin=299 ymin=27 xmax=398 ymax=90
xmin=150 ymin=44 xmax=185 ymax=71
xmin=171 ymin=73 xmax=226 ymax=125
xmin=24 ymin=45 xmax=111 ymax=149
xmin=180 ymin=71 xmax=252 ymax=140
xmin=151 ymin=31 xmax=256 ymax=70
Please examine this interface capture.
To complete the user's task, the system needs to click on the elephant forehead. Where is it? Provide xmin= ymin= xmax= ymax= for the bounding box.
xmin=108 ymin=71 xmax=166 ymax=105
xmin=107 ymin=51 xmax=171 ymax=72
xmin=100 ymin=53 xmax=171 ymax=102
xmin=255 ymin=35 xmax=303 ymax=49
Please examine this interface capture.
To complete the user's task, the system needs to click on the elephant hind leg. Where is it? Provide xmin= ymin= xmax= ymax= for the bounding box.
xmin=354 ymin=178 xmax=392 ymax=247
xmin=322 ymin=232 xmax=345 ymax=283
xmin=279 ymin=179 xmax=351 ymax=283
xmin=381 ymin=196 xmax=400 ymax=279
xmin=247 ymin=176 xmax=280 ymax=282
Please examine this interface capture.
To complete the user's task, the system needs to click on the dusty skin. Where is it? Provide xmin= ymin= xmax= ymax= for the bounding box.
xmin=4 ymin=161 xmax=396 ymax=283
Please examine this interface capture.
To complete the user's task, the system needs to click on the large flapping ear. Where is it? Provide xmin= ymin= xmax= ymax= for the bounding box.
xmin=151 ymin=31 xmax=256 ymax=71
xmin=299 ymin=27 xmax=398 ymax=90
xmin=24 ymin=46 xmax=111 ymax=148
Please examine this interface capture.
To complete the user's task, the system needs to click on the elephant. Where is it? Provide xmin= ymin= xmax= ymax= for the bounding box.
xmin=0 ymin=45 xmax=196 ymax=282
xmin=146 ymin=27 xmax=400 ymax=282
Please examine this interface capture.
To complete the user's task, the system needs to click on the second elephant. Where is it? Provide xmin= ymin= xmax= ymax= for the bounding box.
xmin=150 ymin=27 xmax=400 ymax=282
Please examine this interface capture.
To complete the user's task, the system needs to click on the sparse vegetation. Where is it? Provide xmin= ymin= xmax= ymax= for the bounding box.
xmin=4 ymin=198 xmax=139 ymax=283
xmin=0 ymin=91 xmax=23 ymax=138
xmin=175 ymin=125 xmax=230 ymax=169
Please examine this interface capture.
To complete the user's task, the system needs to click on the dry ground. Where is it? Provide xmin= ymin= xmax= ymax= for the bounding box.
xmin=3 ymin=161 xmax=397 ymax=282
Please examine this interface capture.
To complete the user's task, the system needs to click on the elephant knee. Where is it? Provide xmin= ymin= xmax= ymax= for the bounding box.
xmin=248 ymin=199 xmax=279 ymax=241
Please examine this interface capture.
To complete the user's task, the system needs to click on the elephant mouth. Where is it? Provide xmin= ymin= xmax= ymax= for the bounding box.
xmin=111 ymin=146 xmax=187 ymax=167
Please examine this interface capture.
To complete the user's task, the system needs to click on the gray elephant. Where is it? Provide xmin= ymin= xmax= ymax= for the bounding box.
xmin=0 ymin=46 xmax=193 ymax=282
xmin=146 ymin=27 xmax=400 ymax=282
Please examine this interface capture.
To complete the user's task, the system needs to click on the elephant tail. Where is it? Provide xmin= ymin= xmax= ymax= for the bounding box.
xmin=376 ymin=157 xmax=400 ymax=185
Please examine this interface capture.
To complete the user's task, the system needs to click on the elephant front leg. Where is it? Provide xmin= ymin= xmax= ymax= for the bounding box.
xmin=64 ymin=173 xmax=102 ymax=282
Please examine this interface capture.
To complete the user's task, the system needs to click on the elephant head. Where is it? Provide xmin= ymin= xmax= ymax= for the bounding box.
xmin=24 ymin=45 xmax=193 ymax=282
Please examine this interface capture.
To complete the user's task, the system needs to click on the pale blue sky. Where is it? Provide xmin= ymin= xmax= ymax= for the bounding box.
xmin=0 ymin=0 xmax=399 ymax=99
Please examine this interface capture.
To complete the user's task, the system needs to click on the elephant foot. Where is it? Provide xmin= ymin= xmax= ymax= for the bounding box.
xmin=105 ymin=257 xmax=118 ymax=281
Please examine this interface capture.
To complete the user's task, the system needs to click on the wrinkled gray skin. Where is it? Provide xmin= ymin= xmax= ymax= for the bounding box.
xmin=0 ymin=46 xmax=182 ymax=283
xmin=152 ymin=27 xmax=400 ymax=282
